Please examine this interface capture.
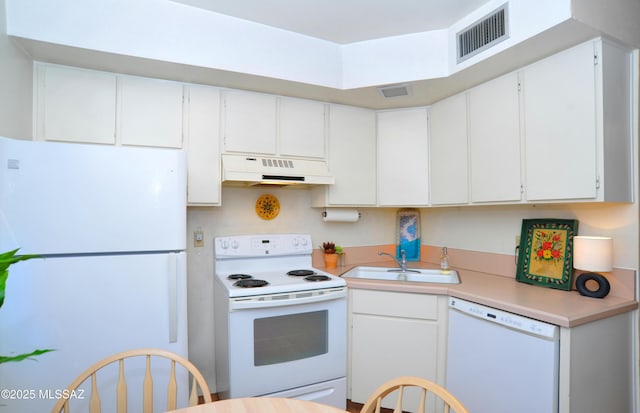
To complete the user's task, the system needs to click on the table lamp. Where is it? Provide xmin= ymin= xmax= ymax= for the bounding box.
xmin=573 ymin=236 xmax=612 ymax=298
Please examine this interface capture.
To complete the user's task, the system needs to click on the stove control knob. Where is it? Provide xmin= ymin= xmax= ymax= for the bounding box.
xmin=299 ymin=237 xmax=308 ymax=246
xmin=231 ymin=240 xmax=240 ymax=250
xmin=219 ymin=240 xmax=229 ymax=250
xmin=291 ymin=238 xmax=299 ymax=247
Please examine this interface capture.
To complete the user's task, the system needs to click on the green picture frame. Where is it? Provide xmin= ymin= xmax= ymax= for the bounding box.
xmin=516 ymin=218 xmax=579 ymax=290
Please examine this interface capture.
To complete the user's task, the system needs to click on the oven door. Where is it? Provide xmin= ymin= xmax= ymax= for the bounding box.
xmin=226 ymin=288 xmax=347 ymax=398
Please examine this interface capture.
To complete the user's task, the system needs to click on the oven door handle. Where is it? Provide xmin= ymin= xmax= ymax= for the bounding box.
xmin=230 ymin=288 xmax=347 ymax=310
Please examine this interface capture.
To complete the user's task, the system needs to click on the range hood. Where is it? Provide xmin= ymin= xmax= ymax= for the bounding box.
xmin=222 ymin=154 xmax=334 ymax=186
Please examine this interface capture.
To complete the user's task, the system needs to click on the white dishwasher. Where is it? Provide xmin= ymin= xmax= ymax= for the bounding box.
xmin=446 ymin=297 xmax=559 ymax=413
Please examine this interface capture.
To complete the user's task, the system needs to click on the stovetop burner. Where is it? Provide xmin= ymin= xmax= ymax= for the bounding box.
xmin=304 ymin=275 xmax=331 ymax=282
xmin=233 ymin=279 xmax=269 ymax=288
xmin=228 ymin=274 xmax=253 ymax=280
xmin=287 ymin=269 xmax=315 ymax=277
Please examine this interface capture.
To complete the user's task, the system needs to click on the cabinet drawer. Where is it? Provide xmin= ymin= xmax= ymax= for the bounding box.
xmin=351 ymin=290 xmax=438 ymax=320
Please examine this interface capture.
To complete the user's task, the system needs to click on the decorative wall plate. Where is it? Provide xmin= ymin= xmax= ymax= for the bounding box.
xmin=255 ymin=194 xmax=280 ymax=220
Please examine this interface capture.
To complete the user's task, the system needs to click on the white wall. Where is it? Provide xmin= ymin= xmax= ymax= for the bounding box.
xmin=422 ymin=202 xmax=638 ymax=269
xmin=573 ymin=0 xmax=640 ymax=48
xmin=5 ymin=0 xmax=583 ymax=90
xmin=0 ymin=0 xmax=32 ymax=138
xmin=5 ymin=0 xmax=342 ymax=88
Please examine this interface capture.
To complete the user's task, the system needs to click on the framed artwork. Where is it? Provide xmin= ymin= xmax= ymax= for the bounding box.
xmin=516 ymin=219 xmax=579 ymax=290
xmin=396 ymin=208 xmax=421 ymax=261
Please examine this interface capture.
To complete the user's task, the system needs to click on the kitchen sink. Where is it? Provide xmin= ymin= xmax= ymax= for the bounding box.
xmin=342 ymin=266 xmax=460 ymax=284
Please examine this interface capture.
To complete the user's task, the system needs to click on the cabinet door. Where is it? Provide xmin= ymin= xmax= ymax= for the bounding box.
xmin=185 ymin=85 xmax=221 ymax=206
xmin=320 ymin=104 xmax=376 ymax=206
xmin=119 ymin=76 xmax=184 ymax=148
xmin=522 ymin=41 xmax=597 ymax=201
xmin=377 ymin=109 xmax=429 ymax=206
xmin=468 ymin=72 xmax=522 ymax=203
xmin=429 ymin=93 xmax=468 ymax=204
xmin=222 ymin=90 xmax=277 ymax=154
xmin=38 ymin=65 xmax=116 ymax=144
xmin=351 ymin=314 xmax=439 ymax=410
xmin=279 ymin=97 xmax=326 ymax=158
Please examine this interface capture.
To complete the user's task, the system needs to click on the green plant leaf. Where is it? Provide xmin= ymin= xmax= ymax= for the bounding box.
xmin=0 ymin=249 xmax=39 ymax=309
xmin=0 ymin=269 xmax=8 ymax=309
xmin=0 ymin=349 xmax=55 ymax=364
xmin=0 ymin=249 xmax=39 ymax=270
xmin=0 ymin=249 xmax=52 ymax=364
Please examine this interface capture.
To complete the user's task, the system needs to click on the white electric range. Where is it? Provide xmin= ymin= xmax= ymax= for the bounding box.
xmin=213 ymin=234 xmax=347 ymax=409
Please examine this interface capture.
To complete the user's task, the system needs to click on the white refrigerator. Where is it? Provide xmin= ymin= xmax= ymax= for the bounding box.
xmin=0 ymin=137 xmax=189 ymax=412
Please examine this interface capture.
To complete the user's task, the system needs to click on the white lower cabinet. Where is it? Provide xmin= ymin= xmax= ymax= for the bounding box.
xmin=558 ymin=312 xmax=633 ymax=413
xmin=349 ymin=290 xmax=447 ymax=411
xmin=349 ymin=289 xmax=633 ymax=413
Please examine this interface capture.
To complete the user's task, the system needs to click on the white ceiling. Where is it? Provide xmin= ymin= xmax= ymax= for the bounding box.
xmin=171 ymin=0 xmax=492 ymax=44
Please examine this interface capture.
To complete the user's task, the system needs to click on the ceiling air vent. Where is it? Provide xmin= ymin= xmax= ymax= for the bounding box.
xmin=378 ymin=84 xmax=412 ymax=98
xmin=457 ymin=4 xmax=509 ymax=63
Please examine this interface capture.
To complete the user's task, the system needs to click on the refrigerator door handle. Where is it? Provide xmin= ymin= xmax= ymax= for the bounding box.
xmin=168 ymin=253 xmax=178 ymax=343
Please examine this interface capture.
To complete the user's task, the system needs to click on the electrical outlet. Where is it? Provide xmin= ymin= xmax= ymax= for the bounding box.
xmin=194 ymin=230 xmax=204 ymax=248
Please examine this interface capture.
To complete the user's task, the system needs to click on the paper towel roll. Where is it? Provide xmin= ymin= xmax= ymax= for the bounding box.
xmin=322 ymin=208 xmax=360 ymax=222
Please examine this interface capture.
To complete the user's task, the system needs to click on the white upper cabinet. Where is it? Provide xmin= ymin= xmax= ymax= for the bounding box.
xmin=221 ymin=90 xmax=277 ymax=155
xmin=36 ymin=64 xmax=117 ymax=144
xmin=184 ymin=85 xmax=221 ymax=206
xmin=35 ymin=64 xmax=184 ymax=148
xmin=118 ymin=75 xmax=184 ymax=148
xmin=468 ymin=72 xmax=522 ymax=203
xmin=377 ymin=108 xmax=429 ymax=206
xmin=312 ymin=104 xmax=376 ymax=206
xmin=428 ymin=93 xmax=468 ymax=205
xmin=279 ymin=96 xmax=326 ymax=158
xmin=522 ymin=38 xmax=632 ymax=202
xmin=221 ymin=90 xmax=327 ymax=158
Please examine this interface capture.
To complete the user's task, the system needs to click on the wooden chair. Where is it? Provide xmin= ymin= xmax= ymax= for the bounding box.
xmin=51 ymin=348 xmax=212 ymax=413
xmin=360 ymin=376 xmax=469 ymax=413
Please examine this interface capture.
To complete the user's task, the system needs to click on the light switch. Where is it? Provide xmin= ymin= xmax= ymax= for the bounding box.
xmin=194 ymin=230 xmax=204 ymax=247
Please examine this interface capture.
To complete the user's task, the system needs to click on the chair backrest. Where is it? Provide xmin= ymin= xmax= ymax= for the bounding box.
xmin=360 ymin=376 xmax=469 ymax=413
xmin=51 ymin=348 xmax=212 ymax=413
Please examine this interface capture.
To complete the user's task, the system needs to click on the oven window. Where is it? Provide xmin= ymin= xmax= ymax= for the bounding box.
xmin=254 ymin=310 xmax=328 ymax=366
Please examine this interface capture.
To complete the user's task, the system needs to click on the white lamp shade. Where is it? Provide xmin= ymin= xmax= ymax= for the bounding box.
xmin=573 ymin=236 xmax=613 ymax=272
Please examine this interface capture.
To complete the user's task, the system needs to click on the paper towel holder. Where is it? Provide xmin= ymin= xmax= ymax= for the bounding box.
xmin=322 ymin=208 xmax=361 ymax=222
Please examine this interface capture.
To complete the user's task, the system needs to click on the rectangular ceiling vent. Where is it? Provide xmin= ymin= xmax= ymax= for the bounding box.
xmin=457 ymin=4 xmax=509 ymax=63
xmin=378 ymin=84 xmax=412 ymax=99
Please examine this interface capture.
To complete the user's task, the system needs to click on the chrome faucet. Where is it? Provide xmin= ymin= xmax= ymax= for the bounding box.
xmin=378 ymin=249 xmax=409 ymax=272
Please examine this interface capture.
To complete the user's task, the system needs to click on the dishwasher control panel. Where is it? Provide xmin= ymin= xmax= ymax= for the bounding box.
xmin=449 ymin=297 xmax=558 ymax=340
